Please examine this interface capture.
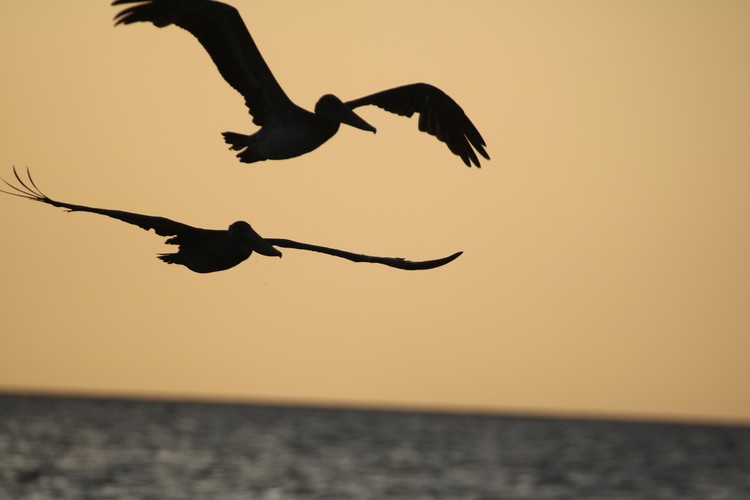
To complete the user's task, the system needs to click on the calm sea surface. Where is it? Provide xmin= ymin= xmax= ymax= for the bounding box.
xmin=1 ymin=394 xmax=748 ymax=499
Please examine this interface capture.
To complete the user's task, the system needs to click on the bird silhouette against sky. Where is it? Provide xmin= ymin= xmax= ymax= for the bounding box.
xmin=112 ymin=0 xmax=490 ymax=167
xmin=2 ymin=168 xmax=462 ymax=273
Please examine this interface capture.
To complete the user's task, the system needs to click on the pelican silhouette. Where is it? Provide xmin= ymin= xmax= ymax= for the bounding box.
xmin=1 ymin=168 xmax=462 ymax=273
xmin=112 ymin=0 xmax=489 ymax=167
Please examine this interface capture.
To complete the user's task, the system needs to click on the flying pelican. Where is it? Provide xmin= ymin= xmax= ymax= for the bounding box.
xmin=1 ymin=168 xmax=462 ymax=273
xmin=112 ymin=0 xmax=490 ymax=167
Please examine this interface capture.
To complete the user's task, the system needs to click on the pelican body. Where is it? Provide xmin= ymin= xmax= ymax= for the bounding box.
xmin=113 ymin=0 xmax=489 ymax=167
xmin=156 ymin=220 xmax=281 ymax=273
xmin=222 ymin=94 xmax=375 ymax=163
xmin=2 ymin=168 xmax=462 ymax=273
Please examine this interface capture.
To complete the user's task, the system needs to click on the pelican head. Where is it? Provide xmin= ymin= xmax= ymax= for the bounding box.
xmin=228 ymin=221 xmax=282 ymax=257
xmin=315 ymin=94 xmax=376 ymax=133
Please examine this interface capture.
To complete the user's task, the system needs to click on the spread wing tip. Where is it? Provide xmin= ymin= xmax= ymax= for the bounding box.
xmin=0 ymin=166 xmax=49 ymax=202
xmin=431 ymin=250 xmax=463 ymax=267
xmin=398 ymin=250 xmax=463 ymax=270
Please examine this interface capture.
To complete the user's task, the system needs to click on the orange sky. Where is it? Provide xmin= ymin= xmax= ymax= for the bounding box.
xmin=1 ymin=1 xmax=749 ymax=424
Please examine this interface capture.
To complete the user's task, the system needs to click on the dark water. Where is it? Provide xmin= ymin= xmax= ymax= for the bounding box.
xmin=1 ymin=395 xmax=748 ymax=499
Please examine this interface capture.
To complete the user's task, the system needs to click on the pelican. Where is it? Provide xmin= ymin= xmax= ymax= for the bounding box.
xmin=1 ymin=168 xmax=462 ymax=273
xmin=112 ymin=0 xmax=489 ymax=167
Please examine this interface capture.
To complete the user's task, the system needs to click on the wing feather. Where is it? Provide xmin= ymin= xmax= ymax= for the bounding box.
xmin=113 ymin=0 xmax=294 ymax=126
xmin=347 ymin=83 xmax=489 ymax=167
xmin=266 ymin=238 xmax=462 ymax=271
xmin=1 ymin=167 xmax=200 ymax=239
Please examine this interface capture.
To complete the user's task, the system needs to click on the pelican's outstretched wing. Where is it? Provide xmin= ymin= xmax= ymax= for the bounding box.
xmin=1 ymin=167 xmax=200 ymax=239
xmin=266 ymin=238 xmax=462 ymax=271
xmin=346 ymin=83 xmax=489 ymax=168
xmin=113 ymin=0 xmax=294 ymax=126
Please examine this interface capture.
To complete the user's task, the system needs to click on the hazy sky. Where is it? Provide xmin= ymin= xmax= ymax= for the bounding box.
xmin=1 ymin=1 xmax=749 ymax=424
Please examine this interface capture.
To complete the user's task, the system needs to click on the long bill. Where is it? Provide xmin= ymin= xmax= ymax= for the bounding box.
xmin=338 ymin=107 xmax=377 ymax=133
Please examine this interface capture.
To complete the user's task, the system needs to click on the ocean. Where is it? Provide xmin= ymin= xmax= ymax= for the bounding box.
xmin=1 ymin=394 xmax=748 ymax=499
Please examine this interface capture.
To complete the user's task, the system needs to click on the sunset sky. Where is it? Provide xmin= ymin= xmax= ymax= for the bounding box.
xmin=1 ymin=1 xmax=749 ymax=424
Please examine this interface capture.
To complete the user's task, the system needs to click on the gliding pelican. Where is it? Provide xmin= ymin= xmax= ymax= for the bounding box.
xmin=112 ymin=0 xmax=490 ymax=167
xmin=2 ymin=168 xmax=462 ymax=273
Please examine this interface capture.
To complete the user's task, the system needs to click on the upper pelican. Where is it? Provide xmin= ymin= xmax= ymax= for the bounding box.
xmin=112 ymin=0 xmax=490 ymax=167
xmin=2 ymin=168 xmax=462 ymax=273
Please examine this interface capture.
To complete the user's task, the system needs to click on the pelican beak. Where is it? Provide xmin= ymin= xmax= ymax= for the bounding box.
xmin=339 ymin=108 xmax=377 ymax=133
xmin=256 ymin=241 xmax=283 ymax=258
xmin=238 ymin=222 xmax=283 ymax=258
xmin=316 ymin=94 xmax=377 ymax=133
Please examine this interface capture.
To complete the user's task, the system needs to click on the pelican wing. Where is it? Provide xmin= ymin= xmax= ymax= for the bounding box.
xmin=1 ymin=167 xmax=200 ymax=240
xmin=113 ymin=0 xmax=294 ymax=126
xmin=346 ymin=83 xmax=489 ymax=168
xmin=266 ymin=238 xmax=462 ymax=271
